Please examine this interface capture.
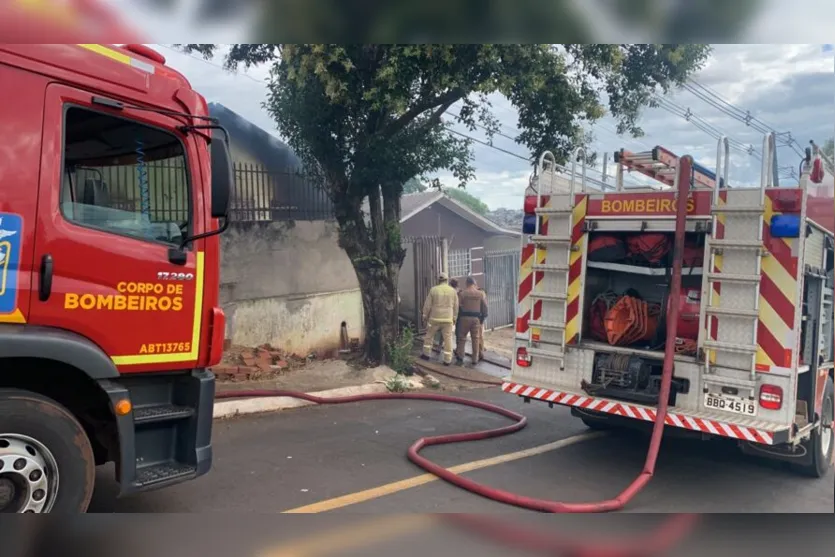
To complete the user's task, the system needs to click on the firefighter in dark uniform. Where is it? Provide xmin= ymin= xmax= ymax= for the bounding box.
xmin=456 ymin=277 xmax=488 ymax=365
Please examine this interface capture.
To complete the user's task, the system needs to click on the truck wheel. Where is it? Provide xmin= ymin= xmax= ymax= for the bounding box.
xmin=0 ymin=389 xmax=96 ymax=512
xmin=573 ymin=408 xmax=613 ymax=430
xmin=794 ymin=377 xmax=834 ymax=479
xmin=580 ymin=417 xmax=612 ymax=431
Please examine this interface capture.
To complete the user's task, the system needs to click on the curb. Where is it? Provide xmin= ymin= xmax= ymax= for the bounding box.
xmin=213 ymin=383 xmax=390 ymax=419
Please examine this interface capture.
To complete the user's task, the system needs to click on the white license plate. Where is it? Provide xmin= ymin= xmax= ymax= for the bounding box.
xmin=704 ymin=393 xmax=757 ymax=417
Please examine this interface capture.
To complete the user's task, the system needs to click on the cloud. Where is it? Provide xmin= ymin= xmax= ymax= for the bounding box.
xmin=158 ymin=41 xmax=833 ymax=209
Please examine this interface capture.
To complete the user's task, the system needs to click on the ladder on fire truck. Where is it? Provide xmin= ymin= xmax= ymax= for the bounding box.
xmin=700 ymin=133 xmax=775 ymax=386
xmin=614 ymin=145 xmax=724 ymax=190
xmin=525 ymin=149 xmax=587 ymax=363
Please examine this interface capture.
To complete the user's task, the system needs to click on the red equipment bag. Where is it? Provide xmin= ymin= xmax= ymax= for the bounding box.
xmin=586 ymin=291 xmax=618 ymax=342
xmin=810 ymin=158 xmax=824 ymax=184
xmin=626 ymin=234 xmax=670 ymax=264
xmin=588 ymin=234 xmax=627 ymax=263
xmin=587 ymin=297 xmax=609 ymax=341
xmin=683 ymin=237 xmax=704 ymax=268
xmin=675 ymin=287 xmax=702 ymax=341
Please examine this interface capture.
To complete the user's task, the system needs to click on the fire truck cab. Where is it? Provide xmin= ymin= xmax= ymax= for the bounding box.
xmin=0 ymin=44 xmax=232 ymax=512
xmin=507 ymin=133 xmax=834 ymax=478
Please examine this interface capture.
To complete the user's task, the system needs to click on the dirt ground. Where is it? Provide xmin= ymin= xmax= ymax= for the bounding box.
xmin=216 ymin=359 xmax=397 ymax=394
xmin=216 ymin=357 xmax=493 ymax=395
xmin=482 ymin=327 xmax=515 ymax=358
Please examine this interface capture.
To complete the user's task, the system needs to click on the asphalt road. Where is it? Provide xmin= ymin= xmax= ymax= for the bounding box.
xmin=88 ymin=386 xmax=833 ymax=515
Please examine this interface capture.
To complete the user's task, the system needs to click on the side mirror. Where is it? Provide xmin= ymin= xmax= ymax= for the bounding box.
xmin=170 ymin=124 xmax=233 ymax=262
xmin=210 ymin=130 xmax=233 ymax=219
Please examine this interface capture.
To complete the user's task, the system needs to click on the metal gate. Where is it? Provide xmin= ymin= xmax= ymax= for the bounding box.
xmin=399 ymin=236 xmax=448 ymax=332
xmin=483 ymin=249 xmax=520 ymax=330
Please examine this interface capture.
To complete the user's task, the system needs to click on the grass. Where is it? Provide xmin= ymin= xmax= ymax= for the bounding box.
xmin=385 ymin=374 xmax=410 ymax=393
xmin=387 ymin=326 xmax=416 ymax=376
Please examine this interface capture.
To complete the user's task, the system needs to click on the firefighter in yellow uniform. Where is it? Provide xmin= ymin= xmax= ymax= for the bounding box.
xmin=456 ymin=277 xmax=488 ymax=365
xmin=420 ymin=272 xmax=459 ymax=365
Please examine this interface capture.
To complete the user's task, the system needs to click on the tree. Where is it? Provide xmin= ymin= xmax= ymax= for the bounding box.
xmin=403 ymin=177 xmax=427 ymax=194
xmin=444 ymin=188 xmax=489 ymax=216
xmin=182 ymin=44 xmax=711 ymax=363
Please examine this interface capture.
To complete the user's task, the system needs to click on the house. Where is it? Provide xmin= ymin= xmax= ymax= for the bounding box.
xmin=208 ymin=102 xmax=301 ymax=171
xmin=209 ymin=105 xmax=363 ymax=357
xmin=208 ymin=102 xmax=332 ymax=221
xmin=398 ymin=190 xmax=520 ymax=280
xmin=390 ymin=191 xmax=522 ymax=330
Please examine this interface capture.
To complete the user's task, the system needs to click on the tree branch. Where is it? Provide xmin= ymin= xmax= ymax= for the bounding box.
xmin=378 ymin=89 xmax=465 ymax=140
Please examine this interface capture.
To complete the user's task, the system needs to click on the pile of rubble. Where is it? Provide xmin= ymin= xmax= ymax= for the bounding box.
xmin=211 ymin=344 xmax=306 ymax=382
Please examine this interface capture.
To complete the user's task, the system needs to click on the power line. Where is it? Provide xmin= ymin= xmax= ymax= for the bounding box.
xmin=442 ymin=124 xmax=531 ymax=162
xmin=686 ymin=80 xmax=780 ymax=133
xmin=681 ymin=77 xmax=808 ymax=159
xmin=651 ymin=95 xmax=760 ymax=159
xmin=443 ymin=113 xmax=650 ymax=189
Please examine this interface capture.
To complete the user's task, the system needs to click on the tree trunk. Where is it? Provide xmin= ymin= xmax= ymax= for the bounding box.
xmin=334 ymin=183 xmax=405 ymax=365
xmin=355 ymin=263 xmax=400 ymax=363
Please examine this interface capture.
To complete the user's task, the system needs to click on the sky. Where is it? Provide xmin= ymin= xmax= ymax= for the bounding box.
xmin=156 ymin=42 xmax=834 ymax=210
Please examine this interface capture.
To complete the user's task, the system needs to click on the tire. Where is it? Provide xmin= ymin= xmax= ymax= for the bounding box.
xmin=794 ymin=376 xmax=834 ymax=479
xmin=574 ymin=408 xmax=614 ymax=431
xmin=581 ymin=417 xmax=612 ymax=431
xmin=0 ymin=388 xmax=96 ymax=513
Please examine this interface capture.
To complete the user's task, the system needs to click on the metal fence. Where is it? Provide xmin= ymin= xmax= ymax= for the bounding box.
xmin=75 ymin=159 xmax=189 ymax=224
xmin=74 ymin=160 xmax=335 ymax=224
xmin=483 ymin=249 xmax=520 ymax=330
xmin=230 ymin=162 xmax=334 ymax=222
xmin=400 ymin=236 xmax=448 ymax=331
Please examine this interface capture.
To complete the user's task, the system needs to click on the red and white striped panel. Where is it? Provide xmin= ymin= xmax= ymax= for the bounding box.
xmin=503 ymin=382 xmax=778 ymax=445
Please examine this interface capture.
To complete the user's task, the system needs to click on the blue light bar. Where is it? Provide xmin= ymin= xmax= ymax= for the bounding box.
xmin=522 ymin=214 xmax=538 ymax=235
xmin=770 ymin=214 xmax=802 ymax=238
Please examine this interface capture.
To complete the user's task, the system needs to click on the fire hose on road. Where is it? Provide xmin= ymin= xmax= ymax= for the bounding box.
xmin=215 ymin=157 xmax=696 ymax=551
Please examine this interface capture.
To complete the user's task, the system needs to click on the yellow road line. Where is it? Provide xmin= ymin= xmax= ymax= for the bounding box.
xmin=282 ymin=430 xmax=605 ymax=513
xmin=259 ymin=515 xmax=436 ymax=557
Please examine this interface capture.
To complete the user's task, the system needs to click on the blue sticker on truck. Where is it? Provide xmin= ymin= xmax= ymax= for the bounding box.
xmin=0 ymin=213 xmax=23 ymax=315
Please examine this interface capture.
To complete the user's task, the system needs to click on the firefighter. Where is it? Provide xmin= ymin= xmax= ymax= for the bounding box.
xmin=421 ymin=272 xmax=459 ymax=365
xmin=433 ymin=279 xmax=459 ymax=353
xmin=456 ymin=277 xmax=488 ymax=365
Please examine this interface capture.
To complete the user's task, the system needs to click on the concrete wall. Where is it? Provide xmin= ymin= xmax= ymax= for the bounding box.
xmin=220 ymin=220 xmax=364 ymax=356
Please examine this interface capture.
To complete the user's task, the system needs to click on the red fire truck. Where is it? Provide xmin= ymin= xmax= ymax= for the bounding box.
xmin=0 ymin=44 xmax=232 ymax=512
xmin=506 ymin=134 xmax=834 ymax=477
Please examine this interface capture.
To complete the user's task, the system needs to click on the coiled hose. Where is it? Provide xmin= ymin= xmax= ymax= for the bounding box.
xmin=135 ymin=138 xmax=151 ymax=219
xmin=214 ymin=157 xmax=696 ymax=552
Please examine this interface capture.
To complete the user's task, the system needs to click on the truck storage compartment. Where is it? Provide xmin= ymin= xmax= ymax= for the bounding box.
xmin=581 ymin=230 xmax=703 ymax=405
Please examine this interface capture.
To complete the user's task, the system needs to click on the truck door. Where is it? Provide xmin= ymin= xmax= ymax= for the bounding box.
xmin=0 ymin=63 xmax=45 ymax=326
xmin=29 ymin=84 xmax=206 ymax=371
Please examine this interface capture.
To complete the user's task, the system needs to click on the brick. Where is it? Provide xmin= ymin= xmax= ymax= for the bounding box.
xmin=211 ymin=365 xmax=238 ymax=374
xmin=242 ymin=354 xmax=257 ymax=366
xmin=211 ymin=365 xmax=241 ymax=381
xmin=256 ymin=360 xmax=272 ymax=372
xmin=274 ymin=360 xmax=289 ymax=370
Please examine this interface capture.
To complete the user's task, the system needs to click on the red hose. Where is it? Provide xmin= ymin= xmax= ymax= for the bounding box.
xmin=215 ymin=387 xmax=697 ymax=553
xmin=214 ymin=158 xmax=695 ymax=548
